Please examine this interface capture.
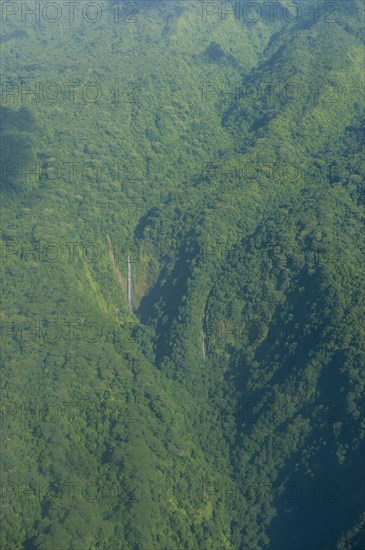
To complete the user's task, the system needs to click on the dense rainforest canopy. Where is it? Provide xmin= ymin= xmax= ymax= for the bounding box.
xmin=0 ymin=1 xmax=364 ymax=548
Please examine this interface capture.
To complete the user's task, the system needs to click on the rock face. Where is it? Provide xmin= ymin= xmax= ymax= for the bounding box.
xmin=107 ymin=234 xmax=126 ymax=293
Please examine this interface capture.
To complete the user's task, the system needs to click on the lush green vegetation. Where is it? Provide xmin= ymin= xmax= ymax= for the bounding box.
xmin=1 ymin=1 xmax=364 ymax=548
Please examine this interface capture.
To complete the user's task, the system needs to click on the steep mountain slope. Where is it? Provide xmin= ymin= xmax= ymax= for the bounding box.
xmin=1 ymin=1 xmax=364 ymax=548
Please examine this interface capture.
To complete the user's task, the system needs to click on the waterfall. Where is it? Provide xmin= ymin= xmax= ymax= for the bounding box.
xmin=127 ymin=254 xmax=133 ymax=311
xmin=202 ymin=314 xmax=207 ymax=359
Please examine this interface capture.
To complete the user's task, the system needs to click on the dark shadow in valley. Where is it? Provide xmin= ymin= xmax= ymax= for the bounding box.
xmin=0 ymin=106 xmax=37 ymax=192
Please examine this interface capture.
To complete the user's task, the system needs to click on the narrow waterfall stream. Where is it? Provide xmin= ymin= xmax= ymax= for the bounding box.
xmin=127 ymin=254 xmax=133 ymax=312
xmin=202 ymin=314 xmax=207 ymax=359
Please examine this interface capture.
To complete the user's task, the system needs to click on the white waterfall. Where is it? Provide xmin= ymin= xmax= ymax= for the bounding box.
xmin=202 ymin=314 xmax=207 ymax=359
xmin=127 ymin=254 xmax=133 ymax=311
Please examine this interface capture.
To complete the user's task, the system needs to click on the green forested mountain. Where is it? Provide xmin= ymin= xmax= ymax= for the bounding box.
xmin=1 ymin=1 xmax=364 ymax=548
